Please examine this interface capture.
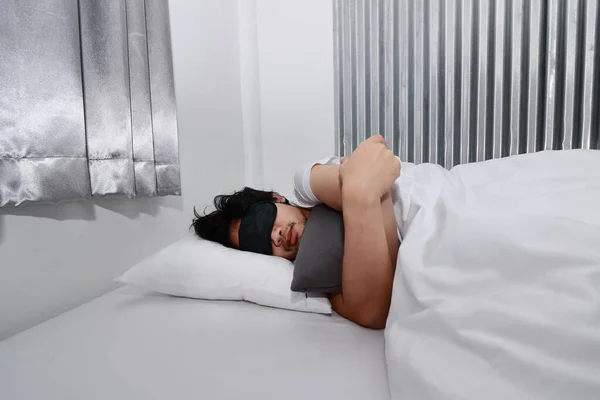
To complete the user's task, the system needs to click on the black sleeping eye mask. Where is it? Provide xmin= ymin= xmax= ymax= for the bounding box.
xmin=239 ymin=202 xmax=277 ymax=256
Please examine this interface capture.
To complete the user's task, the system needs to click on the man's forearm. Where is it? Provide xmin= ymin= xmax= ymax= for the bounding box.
xmin=335 ymin=188 xmax=394 ymax=328
xmin=310 ymin=164 xmax=399 ymax=266
xmin=309 ymin=165 xmax=343 ymax=211
xmin=381 ymin=191 xmax=399 ymax=268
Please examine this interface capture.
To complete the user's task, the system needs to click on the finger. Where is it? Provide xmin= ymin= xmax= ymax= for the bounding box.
xmin=383 ymin=149 xmax=396 ymax=162
xmin=367 ymin=134 xmax=387 ymax=147
xmin=340 ymin=157 xmax=348 ymax=164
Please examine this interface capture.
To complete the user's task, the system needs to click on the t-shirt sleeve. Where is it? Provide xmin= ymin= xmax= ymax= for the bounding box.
xmin=288 ymin=156 xmax=341 ymax=209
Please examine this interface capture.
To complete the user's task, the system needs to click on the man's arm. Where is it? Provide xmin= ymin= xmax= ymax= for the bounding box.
xmin=310 ymin=163 xmax=398 ymax=267
xmin=329 ymin=188 xmax=394 ymax=329
xmin=309 ymin=137 xmax=400 ymax=329
xmin=308 ymin=164 xmax=343 ymax=211
xmin=380 ymin=191 xmax=399 ymax=267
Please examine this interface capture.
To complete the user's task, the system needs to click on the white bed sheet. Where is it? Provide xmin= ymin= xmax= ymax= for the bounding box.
xmin=387 ymin=150 xmax=600 ymax=400
xmin=0 ymin=286 xmax=389 ymax=400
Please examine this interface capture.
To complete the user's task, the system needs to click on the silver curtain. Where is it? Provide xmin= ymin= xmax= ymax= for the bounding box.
xmin=333 ymin=0 xmax=600 ymax=168
xmin=0 ymin=0 xmax=180 ymax=207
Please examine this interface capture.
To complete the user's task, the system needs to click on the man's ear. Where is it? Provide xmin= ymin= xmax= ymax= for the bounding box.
xmin=272 ymin=194 xmax=288 ymax=204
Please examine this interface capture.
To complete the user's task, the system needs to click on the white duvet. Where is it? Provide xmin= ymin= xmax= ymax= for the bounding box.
xmin=386 ymin=150 xmax=600 ymax=400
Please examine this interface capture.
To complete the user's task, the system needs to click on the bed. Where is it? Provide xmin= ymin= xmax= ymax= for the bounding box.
xmin=3 ymin=150 xmax=599 ymax=400
xmin=0 ymin=286 xmax=390 ymax=400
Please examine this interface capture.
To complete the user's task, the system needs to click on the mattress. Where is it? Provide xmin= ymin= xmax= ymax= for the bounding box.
xmin=0 ymin=286 xmax=390 ymax=400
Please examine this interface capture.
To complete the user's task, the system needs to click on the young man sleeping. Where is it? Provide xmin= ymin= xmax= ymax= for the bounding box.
xmin=192 ymin=135 xmax=400 ymax=329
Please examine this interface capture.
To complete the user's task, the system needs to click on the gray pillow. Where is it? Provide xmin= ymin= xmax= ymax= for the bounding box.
xmin=291 ymin=204 xmax=344 ymax=294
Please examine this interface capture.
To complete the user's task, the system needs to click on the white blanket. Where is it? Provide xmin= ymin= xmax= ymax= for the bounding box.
xmin=386 ymin=150 xmax=600 ymax=400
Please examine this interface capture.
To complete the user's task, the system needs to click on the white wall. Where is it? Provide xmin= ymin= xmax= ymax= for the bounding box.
xmin=243 ymin=0 xmax=335 ymax=196
xmin=0 ymin=0 xmax=246 ymax=340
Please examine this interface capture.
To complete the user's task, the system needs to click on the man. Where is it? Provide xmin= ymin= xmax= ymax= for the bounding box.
xmin=192 ymin=135 xmax=400 ymax=329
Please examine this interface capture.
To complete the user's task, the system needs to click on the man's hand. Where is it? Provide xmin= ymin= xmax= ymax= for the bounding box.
xmin=339 ymin=135 xmax=400 ymax=201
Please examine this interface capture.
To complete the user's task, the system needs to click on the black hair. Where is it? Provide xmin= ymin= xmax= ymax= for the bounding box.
xmin=191 ymin=187 xmax=278 ymax=248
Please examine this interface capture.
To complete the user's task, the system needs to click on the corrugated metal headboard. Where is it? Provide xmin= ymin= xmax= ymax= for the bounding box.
xmin=333 ymin=0 xmax=600 ymax=168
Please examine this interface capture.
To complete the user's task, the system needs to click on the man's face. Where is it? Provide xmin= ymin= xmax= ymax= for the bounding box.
xmin=230 ymin=203 xmax=309 ymax=260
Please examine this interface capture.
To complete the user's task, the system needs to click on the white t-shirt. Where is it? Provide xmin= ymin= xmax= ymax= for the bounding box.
xmin=287 ymin=156 xmax=412 ymax=240
xmin=288 ymin=156 xmax=341 ymax=209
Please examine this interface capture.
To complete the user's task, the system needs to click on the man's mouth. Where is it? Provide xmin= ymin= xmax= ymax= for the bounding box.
xmin=286 ymin=224 xmax=297 ymax=248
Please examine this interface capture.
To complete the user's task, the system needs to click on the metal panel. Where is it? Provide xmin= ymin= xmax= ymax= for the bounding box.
xmin=382 ymin=0 xmax=395 ymax=150
xmin=509 ymin=0 xmax=524 ymax=156
xmin=475 ymin=0 xmax=490 ymax=162
xmin=341 ymin=1 xmax=353 ymax=155
xmin=355 ymin=0 xmax=367 ymax=146
xmin=581 ymin=0 xmax=599 ymax=149
xmin=526 ymin=0 xmax=544 ymax=154
xmin=544 ymin=0 xmax=561 ymax=151
xmin=428 ymin=0 xmax=441 ymax=165
xmin=492 ymin=0 xmax=507 ymax=159
xmin=443 ymin=0 xmax=457 ymax=168
xmin=459 ymin=0 xmax=473 ymax=164
xmin=333 ymin=0 xmax=600 ymax=167
xmin=369 ymin=0 xmax=380 ymax=139
xmin=398 ymin=0 xmax=410 ymax=162
xmin=562 ymin=0 xmax=580 ymax=150
xmin=413 ymin=0 xmax=425 ymax=164
xmin=333 ymin=0 xmax=343 ymax=156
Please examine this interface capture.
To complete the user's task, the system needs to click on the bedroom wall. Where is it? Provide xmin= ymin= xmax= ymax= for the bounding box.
xmin=0 ymin=0 xmax=246 ymax=340
xmin=255 ymin=0 xmax=335 ymax=196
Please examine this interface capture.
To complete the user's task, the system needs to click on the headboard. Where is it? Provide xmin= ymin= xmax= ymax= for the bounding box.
xmin=333 ymin=0 xmax=600 ymax=168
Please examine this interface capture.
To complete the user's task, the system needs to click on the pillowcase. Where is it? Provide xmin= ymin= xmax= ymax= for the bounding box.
xmin=115 ymin=235 xmax=331 ymax=314
xmin=291 ymin=204 xmax=344 ymax=294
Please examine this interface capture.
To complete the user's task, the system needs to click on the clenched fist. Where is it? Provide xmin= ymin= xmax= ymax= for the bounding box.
xmin=339 ymin=135 xmax=400 ymax=201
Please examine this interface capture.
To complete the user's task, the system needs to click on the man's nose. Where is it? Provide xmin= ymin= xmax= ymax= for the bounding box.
xmin=271 ymin=225 xmax=283 ymax=247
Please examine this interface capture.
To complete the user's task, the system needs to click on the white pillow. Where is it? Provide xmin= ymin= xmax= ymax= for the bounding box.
xmin=115 ymin=235 xmax=332 ymax=314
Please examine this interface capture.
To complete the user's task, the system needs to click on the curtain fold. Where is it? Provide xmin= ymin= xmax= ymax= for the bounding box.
xmin=0 ymin=0 xmax=179 ymax=207
xmin=0 ymin=0 xmax=90 ymax=206
xmin=146 ymin=0 xmax=180 ymax=196
xmin=127 ymin=0 xmax=158 ymax=197
xmin=80 ymin=0 xmax=136 ymax=198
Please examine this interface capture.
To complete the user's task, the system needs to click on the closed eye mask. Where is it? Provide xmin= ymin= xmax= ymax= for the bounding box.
xmin=239 ymin=202 xmax=277 ymax=255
